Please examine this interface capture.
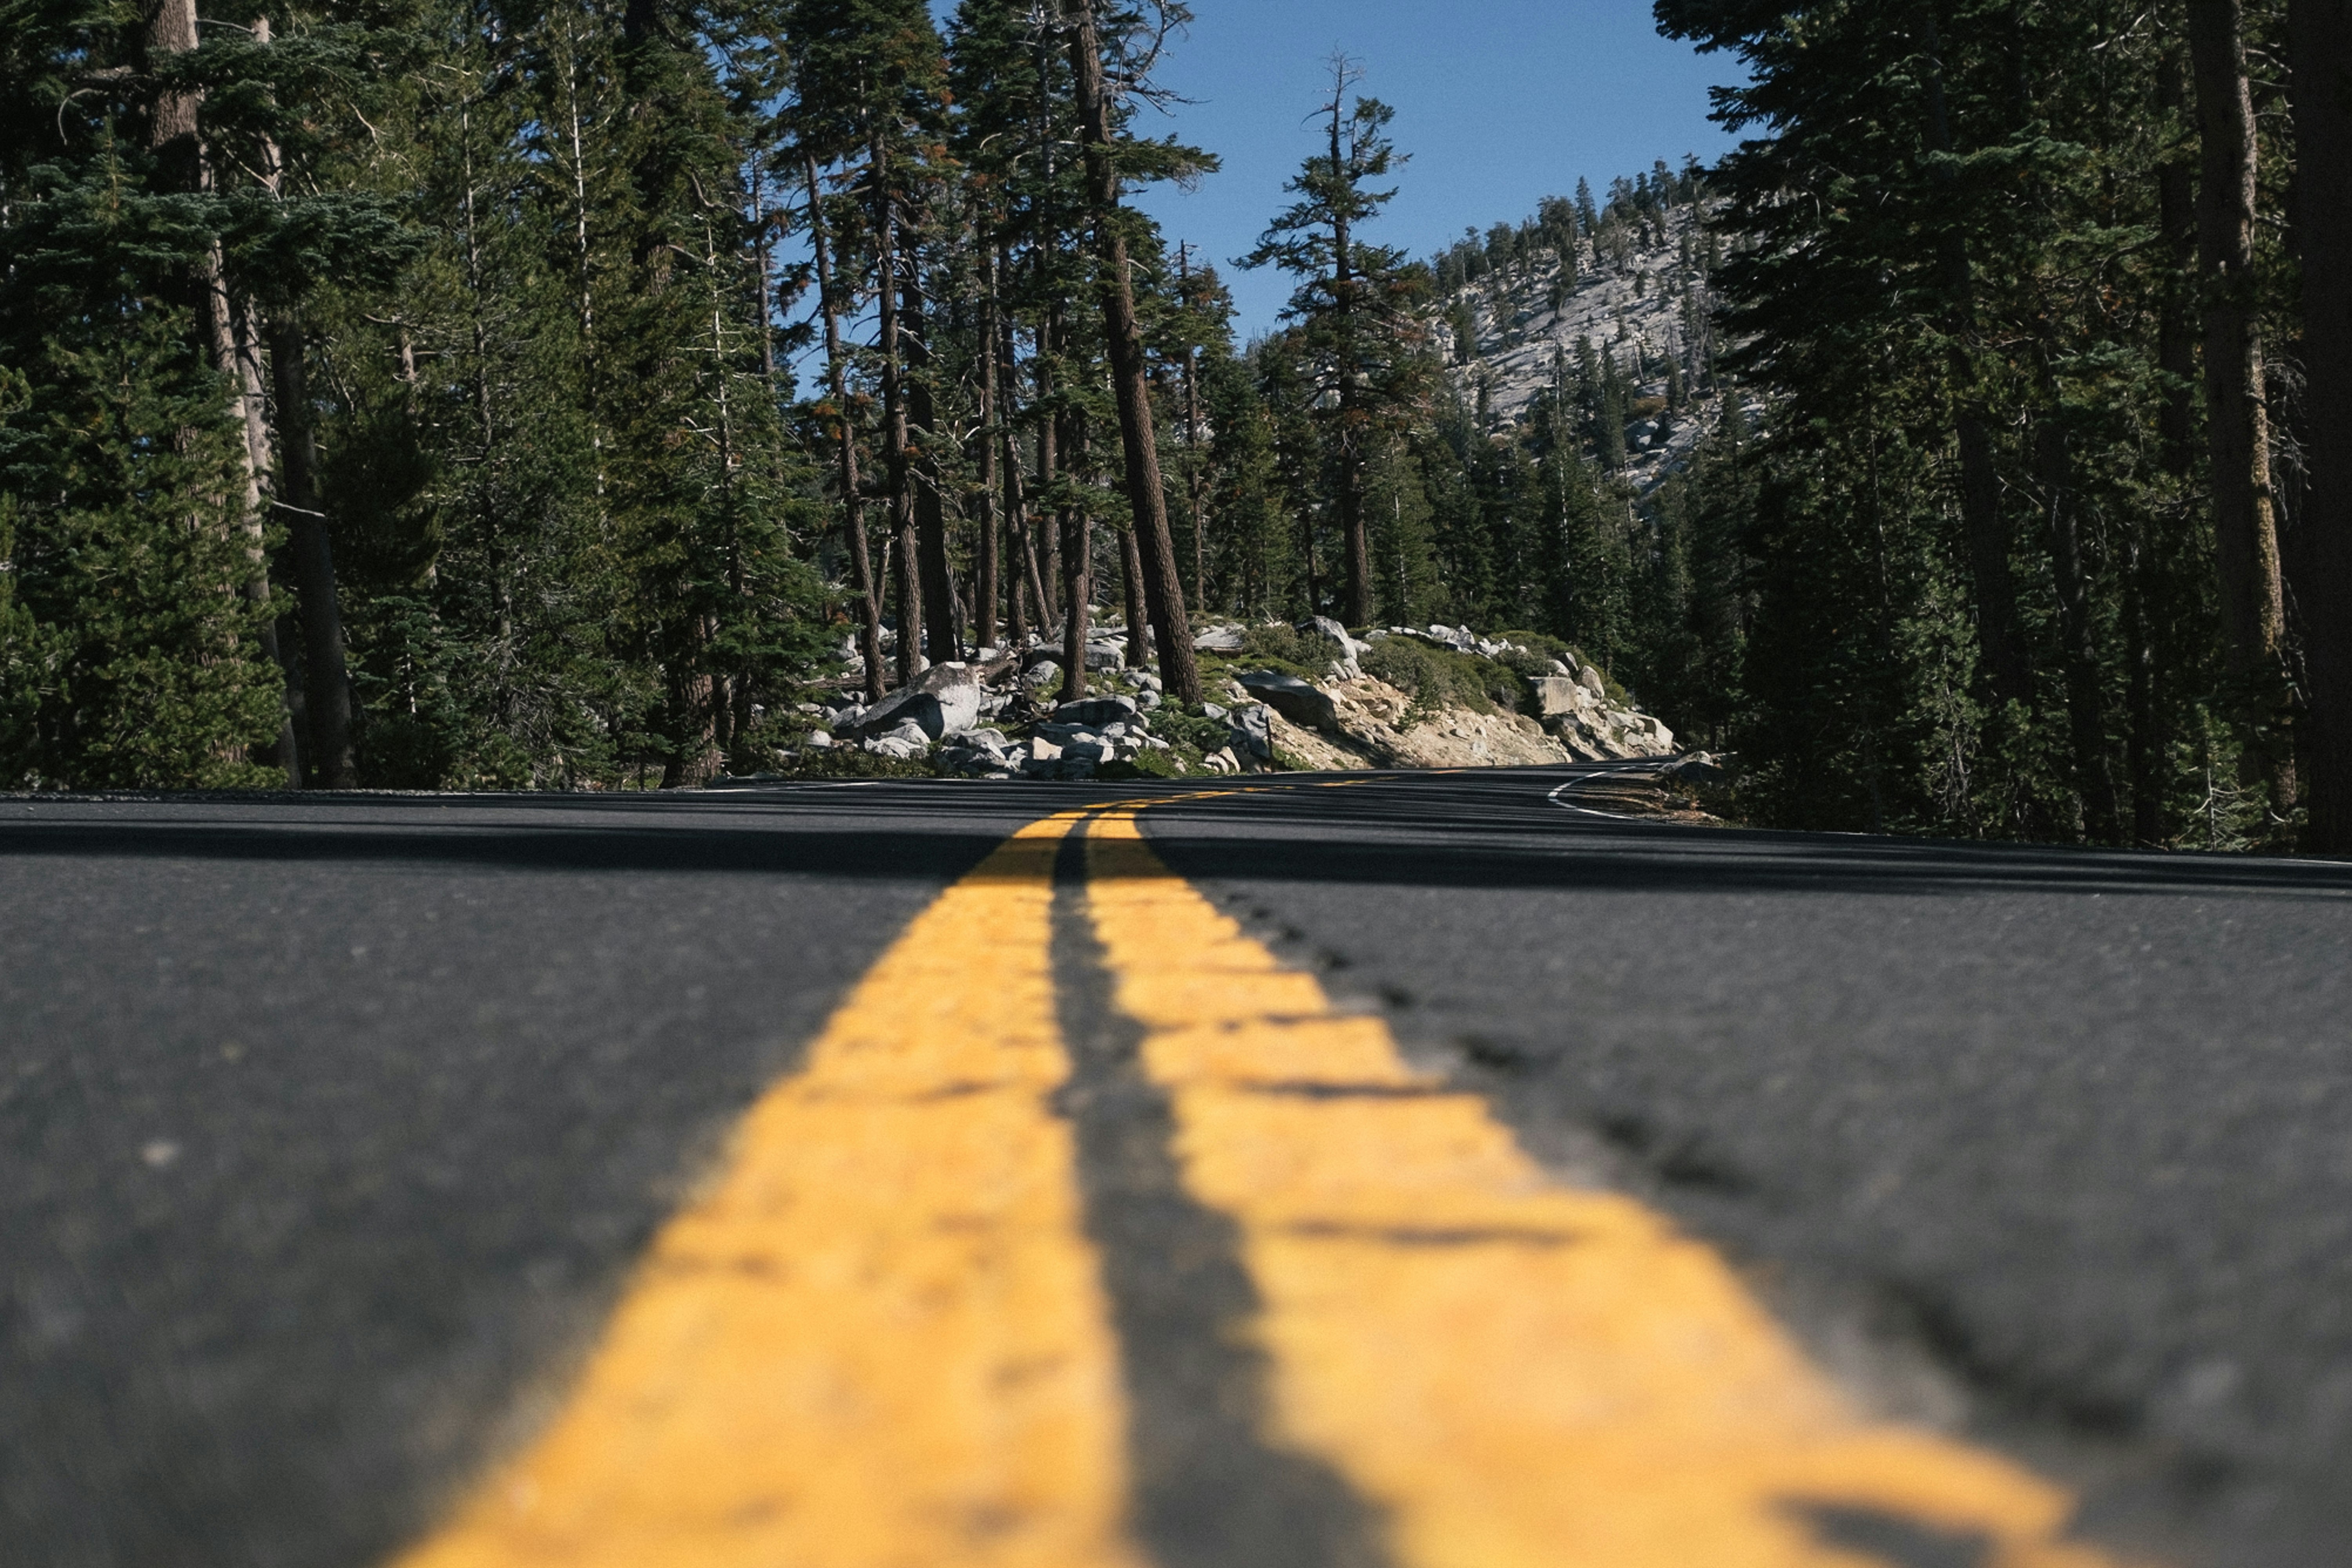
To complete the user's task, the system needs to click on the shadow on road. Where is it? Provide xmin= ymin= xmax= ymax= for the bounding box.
xmin=1129 ymin=771 xmax=2352 ymax=903
xmin=7 ymin=770 xmax=2350 ymax=901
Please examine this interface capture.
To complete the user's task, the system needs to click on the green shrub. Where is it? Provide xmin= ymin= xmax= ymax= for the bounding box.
xmin=1360 ymin=636 xmax=1523 ymax=716
xmin=1236 ymin=624 xmax=1342 ymax=678
xmin=1150 ymin=705 xmax=1239 ymax=754
xmin=778 ymin=746 xmax=931 ymax=779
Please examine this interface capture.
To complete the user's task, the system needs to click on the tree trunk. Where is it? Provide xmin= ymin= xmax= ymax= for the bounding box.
xmin=1059 ymin=412 xmax=1091 ymax=703
xmin=2037 ymin=417 xmax=2122 ymax=841
xmin=1918 ymin=6 xmax=2030 ymax=709
xmin=2189 ymin=0 xmax=2294 ymax=807
xmin=229 ymin=293 xmax=303 ymax=782
xmin=1327 ymin=87 xmax=1374 ymax=628
xmin=660 ymin=618 xmax=722 ymax=789
xmin=1181 ymin=247 xmax=1210 ymax=612
xmin=1302 ymin=503 xmax=1320 ymax=616
xmin=1036 ymin=301 xmax=1063 ymax=624
xmin=871 ymin=129 xmax=922 ymax=685
xmin=149 ymin=0 xmax=301 ymax=780
xmin=214 ymin=170 xmax=299 ymax=777
xmin=806 ymin=156 xmax=885 ymax=704
xmin=902 ymin=270 xmax=957 ymax=667
xmin=1059 ymin=513 xmax=1091 ymax=702
xmin=2292 ymin=0 xmax=2352 ymax=848
xmin=1064 ymin=0 xmax=1202 ymax=703
xmin=750 ymin=174 xmax=776 ymax=388
xmin=269 ymin=318 xmax=356 ymax=788
xmin=1118 ymin=525 xmax=1149 ymax=667
xmin=997 ymin=256 xmax=1040 ymax=644
xmin=145 ymin=0 xmax=201 ymax=177
xmin=976 ymin=241 xmax=1002 ymax=650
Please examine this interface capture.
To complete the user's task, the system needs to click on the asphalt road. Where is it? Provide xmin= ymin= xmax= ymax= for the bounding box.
xmin=4 ymin=769 xmax=2349 ymax=1567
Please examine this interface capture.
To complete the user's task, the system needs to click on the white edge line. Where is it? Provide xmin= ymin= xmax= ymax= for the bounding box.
xmin=1546 ymin=764 xmax=1681 ymax=823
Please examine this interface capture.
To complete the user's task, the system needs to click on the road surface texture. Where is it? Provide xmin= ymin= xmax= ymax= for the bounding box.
xmin=3 ymin=768 xmax=2348 ymax=1567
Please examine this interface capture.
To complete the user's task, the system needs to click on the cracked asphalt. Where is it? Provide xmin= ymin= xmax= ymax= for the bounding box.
xmin=3 ymin=770 xmax=2348 ymax=1566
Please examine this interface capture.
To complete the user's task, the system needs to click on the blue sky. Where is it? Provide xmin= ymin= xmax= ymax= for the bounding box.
xmin=1113 ymin=1 xmax=1745 ymax=339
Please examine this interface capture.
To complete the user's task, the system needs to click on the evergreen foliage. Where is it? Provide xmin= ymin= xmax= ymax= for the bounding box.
xmin=1640 ymin=0 xmax=2304 ymax=845
xmin=2 ymin=0 xmax=2342 ymax=847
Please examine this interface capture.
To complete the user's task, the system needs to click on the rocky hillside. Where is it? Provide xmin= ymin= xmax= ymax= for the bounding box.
xmin=1215 ymin=618 xmax=1674 ymax=773
xmin=1437 ymin=193 xmax=1726 ymax=498
xmin=760 ymin=617 xmax=1677 ymax=783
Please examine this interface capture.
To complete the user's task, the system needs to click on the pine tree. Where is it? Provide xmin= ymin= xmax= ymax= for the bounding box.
xmin=1061 ymin=0 xmax=1209 ymax=703
xmin=0 ymin=136 xmax=285 ymax=787
xmin=1241 ymin=57 xmax=1432 ymax=627
xmin=1651 ymin=0 xmax=2269 ymax=843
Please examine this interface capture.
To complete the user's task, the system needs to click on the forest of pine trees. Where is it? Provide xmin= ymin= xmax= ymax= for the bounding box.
xmin=1642 ymin=0 xmax=2352 ymax=852
xmin=3 ymin=1 xmax=2348 ymax=853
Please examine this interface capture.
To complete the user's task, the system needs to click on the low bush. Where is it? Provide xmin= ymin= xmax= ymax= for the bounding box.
xmin=775 ymin=746 xmax=931 ymax=779
xmin=1150 ymin=705 xmax=1240 ymax=754
xmin=1235 ymin=623 xmax=1342 ymax=678
xmin=1359 ymin=637 xmax=1526 ymax=717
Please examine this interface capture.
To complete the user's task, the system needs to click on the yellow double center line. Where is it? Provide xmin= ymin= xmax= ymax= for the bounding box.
xmin=394 ymin=799 xmax=2144 ymax=1568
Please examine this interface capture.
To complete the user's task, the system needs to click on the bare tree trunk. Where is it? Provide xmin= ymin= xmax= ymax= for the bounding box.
xmin=1326 ymin=75 xmax=1374 ymax=629
xmin=976 ymin=241 xmax=1002 ymax=649
xmin=229 ymin=292 xmax=302 ymax=781
xmin=2292 ymin=0 xmax=2352 ymax=848
xmin=871 ymin=127 xmax=922 ymax=685
xmin=1919 ymin=6 xmax=2030 ymax=708
xmin=1025 ymin=525 xmax=1053 ymax=642
xmin=1059 ymin=412 xmax=1091 ymax=703
xmin=805 ymin=156 xmax=885 ymax=704
xmin=1036 ymin=301 xmax=1063 ymax=623
xmin=750 ymin=174 xmax=775 ymax=388
xmin=659 ymin=617 xmax=722 ymax=789
xmin=902 ymin=268 xmax=957 ymax=667
xmin=212 ymin=74 xmax=298 ymax=779
xmin=2191 ymin=0 xmax=2295 ymax=811
xmin=1302 ymin=503 xmax=1320 ymax=615
xmin=269 ymin=318 xmax=356 ymax=787
xmin=997 ymin=252 xmax=1039 ymax=644
xmin=1058 ymin=511 xmax=1091 ymax=700
xmin=145 ymin=0 xmax=201 ymax=173
xmin=239 ymin=32 xmax=356 ymax=787
xmin=1065 ymin=0 xmax=1202 ymax=703
xmin=1181 ymin=246 xmax=1210 ymax=613
xmin=1118 ymin=525 xmax=1149 ymax=667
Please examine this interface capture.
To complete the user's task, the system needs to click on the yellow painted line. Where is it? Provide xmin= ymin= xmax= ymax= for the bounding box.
xmin=1082 ymin=807 xmax=2144 ymax=1568
xmin=392 ymin=811 xmax=1145 ymax=1568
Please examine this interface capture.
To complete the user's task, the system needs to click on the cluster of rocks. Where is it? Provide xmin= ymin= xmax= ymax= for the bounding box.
xmin=1523 ymin=661 xmax=1675 ymax=760
xmin=793 ymin=637 xmax=1279 ymax=779
xmin=769 ymin=613 xmax=1675 ymax=782
xmin=1225 ymin=615 xmax=1675 ymax=763
xmin=1375 ymin=622 xmax=1519 ymax=660
xmin=835 ymin=626 xmax=1133 ymax=686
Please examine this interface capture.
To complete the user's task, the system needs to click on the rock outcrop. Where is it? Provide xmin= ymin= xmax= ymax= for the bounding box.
xmin=838 ymin=662 xmax=983 ymax=742
xmin=1235 ymin=670 xmax=1338 ymax=731
xmin=781 ymin=616 xmax=1678 ymax=782
xmin=1216 ymin=622 xmax=1675 ymax=769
